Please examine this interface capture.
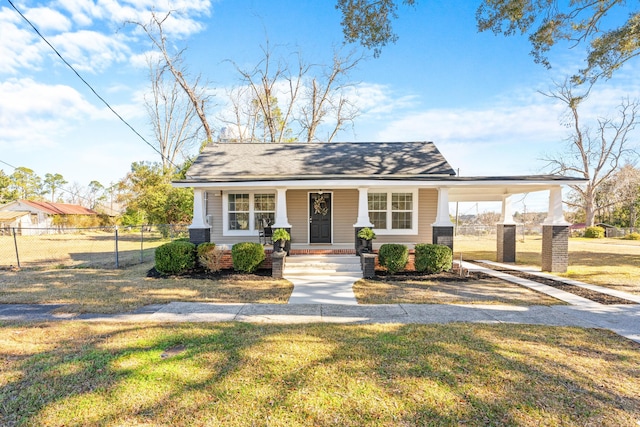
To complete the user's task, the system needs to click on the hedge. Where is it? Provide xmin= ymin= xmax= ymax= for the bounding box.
xmin=232 ymin=242 xmax=266 ymax=273
xmin=414 ymin=243 xmax=452 ymax=273
xmin=378 ymin=244 xmax=409 ymax=274
xmin=155 ymin=240 xmax=196 ymax=274
xmin=584 ymin=226 xmax=605 ymax=238
xmin=197 ymin=242 xmax=224 ymax=273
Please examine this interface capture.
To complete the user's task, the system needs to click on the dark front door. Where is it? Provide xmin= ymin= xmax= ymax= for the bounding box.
xmin=309 ymin=193 xmax=331 ymax=243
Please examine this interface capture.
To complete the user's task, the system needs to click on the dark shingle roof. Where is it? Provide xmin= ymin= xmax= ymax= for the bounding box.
xmin=183 ymin=142 xmax=456 ymax=182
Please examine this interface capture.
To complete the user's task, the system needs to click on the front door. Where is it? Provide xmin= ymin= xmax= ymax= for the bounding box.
xmin=309 ymin=193 xmax=331 ymax=243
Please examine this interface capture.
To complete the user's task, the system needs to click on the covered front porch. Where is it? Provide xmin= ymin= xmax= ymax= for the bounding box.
xmin=181 ymin=177 xmax=582 ymax=273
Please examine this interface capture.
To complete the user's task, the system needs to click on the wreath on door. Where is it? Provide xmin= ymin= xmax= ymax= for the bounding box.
xmin=313 ymin=194 xmax=329 ymax=216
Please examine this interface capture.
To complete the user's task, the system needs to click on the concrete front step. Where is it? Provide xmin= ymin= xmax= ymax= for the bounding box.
xmin=285 ymin=255 xmax=362 ymax=275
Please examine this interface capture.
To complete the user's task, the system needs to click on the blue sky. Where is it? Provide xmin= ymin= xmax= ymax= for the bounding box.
xmin=1 ymin=0 xmax=639 ymax=212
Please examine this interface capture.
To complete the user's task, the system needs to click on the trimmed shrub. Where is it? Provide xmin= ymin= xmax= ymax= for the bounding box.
xmin=155 ymin=240 xmax=196 ymax=274
xmin=378 ymin=244 xmax=409 ymax=274
xmin=584 ymin=226 xmax=605 ymax=238
xmin=197 ymin=242 xmax=224 ymax=273
xmin=414 ymin=243 xmax=453 ymax=273
xmin=623 ymin=232 xmax=640 ymax=240
xmin=232 ymin=242 xmax=265 ymax=273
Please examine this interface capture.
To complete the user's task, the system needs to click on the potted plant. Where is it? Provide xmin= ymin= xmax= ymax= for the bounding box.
xmin=357 ymin=227 xmax=376 ymax=255
xmin=272 ymin=228 xmax=291 ymax=253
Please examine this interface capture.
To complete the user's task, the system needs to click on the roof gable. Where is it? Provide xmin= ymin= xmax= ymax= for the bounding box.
xmin=184 ymin=142 xmax=456 ymax=182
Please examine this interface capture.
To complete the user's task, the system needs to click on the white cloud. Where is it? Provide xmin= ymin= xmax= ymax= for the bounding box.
xmin=55 ymin=0 xmax=102 ymax=26
xmin=49 ymin=30 xmax=130 ymax=72
xmin=350 ymin=83 xmax=419 ymax=117
xmin=0 ymin=78 xmax=99 ymax=149
xmin=0 ymin=7 xmax=45 ymax=74
xmin=24 ymin=7 xmax=71 ymax=32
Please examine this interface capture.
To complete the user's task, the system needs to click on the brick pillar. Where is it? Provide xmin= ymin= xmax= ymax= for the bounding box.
xmin=541 ymin=225 xmax=569 ymax=273
xmin=497 ymin=224 xmax=516 ymax=263
xmin=271 ymin=251 xmax=286 ymax=279
xmin=432 ymin=226 xmax=454 ymax=251
xmin=361 ymin=253 xmax=376 ymax=279
xmin=189 ymin=228 xmax=210 ymax=245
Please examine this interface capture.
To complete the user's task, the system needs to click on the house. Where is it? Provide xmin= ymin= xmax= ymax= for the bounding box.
xmin=0 ymin=200 xmax=98 ymax=235
xmin=174 ymin=141 xmax=585 ymax=272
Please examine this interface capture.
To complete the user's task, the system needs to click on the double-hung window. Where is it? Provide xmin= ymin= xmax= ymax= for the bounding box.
xmin=224 ymin=192 xmax=275 ymax=235
xmin=368 ymin=190 xmax=418 ymax=235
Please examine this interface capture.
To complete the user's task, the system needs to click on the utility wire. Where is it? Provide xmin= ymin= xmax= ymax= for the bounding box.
xmin=7 ymin=0 xmax=180 ymax=171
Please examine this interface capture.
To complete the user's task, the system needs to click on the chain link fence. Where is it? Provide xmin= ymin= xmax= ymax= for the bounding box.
xmin=0 ymin=225 xmax=189 ymax=269
xmin=455 ymin=224 xmax=542 ymax=238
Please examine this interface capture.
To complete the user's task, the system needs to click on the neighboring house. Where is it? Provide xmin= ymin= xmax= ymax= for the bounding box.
xmin=0 ymin=210 xmax=32 ymax=235
xmin=174 ymin=141 xmax=585 ymax=272
xmin=0 ymin=200 xmax=98 ymax=235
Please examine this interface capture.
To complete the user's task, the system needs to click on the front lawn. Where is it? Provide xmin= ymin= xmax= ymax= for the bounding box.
xmin=1 ymin=322 xmax=638 ymax=426
xmin=454 ymin=235 xmax=640 ymax=295
xmin=354 ymin=272 xmax=563 ymax=305
xmin=0 ymin=262 xmax=292 ymax=314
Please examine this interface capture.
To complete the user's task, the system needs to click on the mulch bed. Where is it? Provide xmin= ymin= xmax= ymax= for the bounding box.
xmin=473 ymin=262 xmax=635 ymax=305
xmin=371 ymin=269 xmax=492 ymax=283
xmin=147 ymin=266 xmax=274 ymax=281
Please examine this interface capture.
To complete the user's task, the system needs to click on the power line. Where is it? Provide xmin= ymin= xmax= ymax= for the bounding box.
xmin=7 ymin=0 xmax=179 ymax=171
xmin=0 ymin=159 xmax=19 ymax=170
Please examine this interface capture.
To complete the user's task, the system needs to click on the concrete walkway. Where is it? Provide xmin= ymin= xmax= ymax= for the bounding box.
xmin=1 ymin=261 xmax=639 ymax=344
xmin=1 ymin=302 xmax=639 ymax=344
xmin=284 ymin=255 xmax=361 ymax=304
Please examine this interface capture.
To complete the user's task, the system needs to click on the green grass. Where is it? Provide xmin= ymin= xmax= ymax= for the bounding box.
xmin=454 ymin=235 xmax=640 ymax=295
xmin=1 ymin=322 xmax=638 ymax=426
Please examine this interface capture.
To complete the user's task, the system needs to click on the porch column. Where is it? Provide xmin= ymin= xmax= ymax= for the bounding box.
xmin=541 ymin=186 xmax=570 ymax=272
xmin=272 ymin=188 xmax=291 ymax=254
xmin=432 ymin=187 xmax=454 ymax=251
xmin=353 ymin=187 xmax=374 ymax=254
xmin=497 ymin=195 xmax=516 ymax=263
xmin=189 ymin=189 xmax=210 ymax=244
xmin=272 ymin=188 xmax=291 ymax=228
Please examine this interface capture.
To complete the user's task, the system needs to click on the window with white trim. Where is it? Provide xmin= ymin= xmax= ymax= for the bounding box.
xmin=224 ymin=192 xmax=276 ymax=235
xmin=253 ymin=193 xmax=275 ymax=230
xmin=228 ymin=193 xmax=250 ymax=230
xmin=368 ymin=190 xmax=418 ymax=234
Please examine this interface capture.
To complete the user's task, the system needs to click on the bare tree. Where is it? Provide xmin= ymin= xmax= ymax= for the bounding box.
xmin=132 ymin=11 xmax=213 ymax=144
xmin=224 ymin=42 xmax=363 ymax=143
xmin=298 ymin=49 xmax=362 ymax=142
xmin=542 ymin=80 xmax=639 ymax=226
xmin=145 ymin=56 xmax=205 ymax=169
xmin=228 ymin=41 xmax=306 ymax=143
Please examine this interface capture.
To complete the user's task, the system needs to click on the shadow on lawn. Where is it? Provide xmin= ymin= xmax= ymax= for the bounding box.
xmin=1 ymin=322 xmax=638 ymax=426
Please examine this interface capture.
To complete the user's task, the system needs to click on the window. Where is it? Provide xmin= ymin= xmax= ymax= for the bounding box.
xmin=224 ymin=192 xmax=276 ymax=235
xmin=391 ymin=193 xmax=413 ymax=229
xmin=368 ymin=193 xmax=387 ymax=229
xmin=253 ymin=193 xmax=275 ymax=230
xmin=228 ymin=194 xmax=249 ymax=230
xmin=368 ymin=190 xmax=417 ymax=234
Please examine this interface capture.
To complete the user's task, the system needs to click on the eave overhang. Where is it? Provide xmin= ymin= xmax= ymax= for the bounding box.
xmin=173 ymin=175 xmax=586 ymax=201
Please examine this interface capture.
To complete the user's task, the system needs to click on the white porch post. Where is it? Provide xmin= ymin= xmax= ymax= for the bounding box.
xmin=543 ymin=186 xmax=569 ymax=225
xmin=432 ymin=187 xmax=454 ymax=250
xmin=354 ymin=187 xmax=374 ymax=227
xmin=497 ymin=195 xmax=516 ymax=263
xmin=432 ymin=187 xmax=454 ymax=227
xmin=499 ymin=195 xmax=515 ymax=224
xmin=190 ymin=189 xmax=207 ymax=229
xmin=272 ymin=187 xmax=291 ymax=228
xmin=188 ymin=188 xmax=210 ymax=244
